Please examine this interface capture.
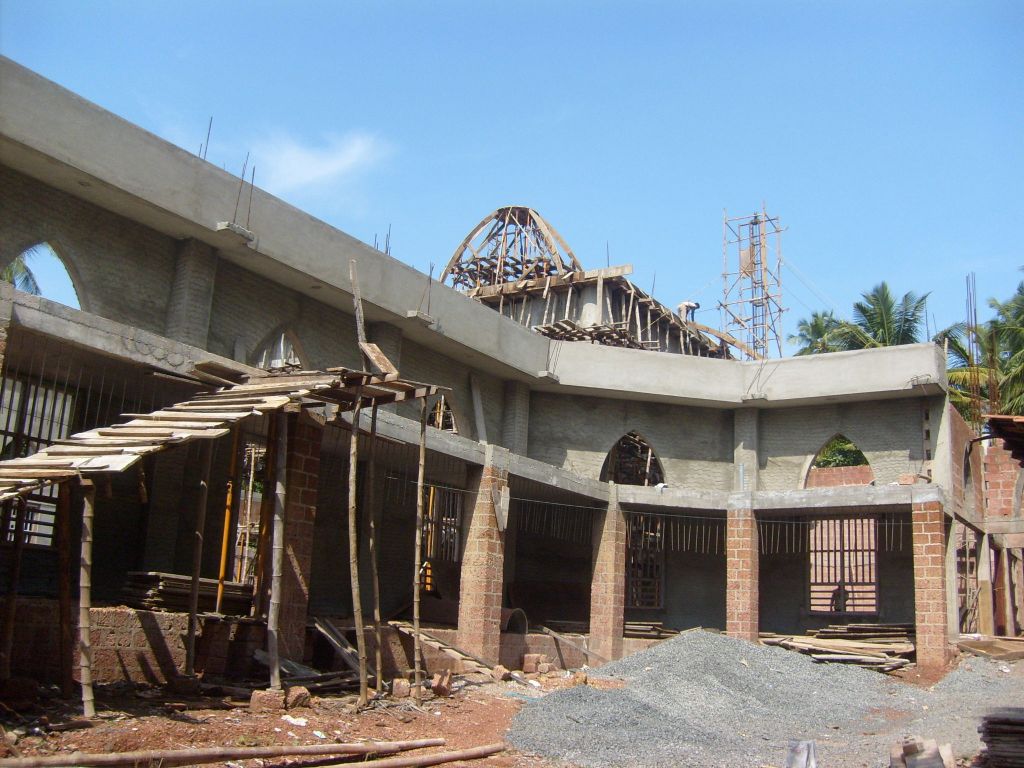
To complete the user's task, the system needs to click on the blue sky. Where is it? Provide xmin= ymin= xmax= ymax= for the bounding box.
xmin=1 ymin=1 xmax=1021 ymax=352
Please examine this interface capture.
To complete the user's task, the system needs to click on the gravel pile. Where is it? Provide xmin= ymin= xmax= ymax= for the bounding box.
xmin=507 ymin=630 xmax=1021 ymax=768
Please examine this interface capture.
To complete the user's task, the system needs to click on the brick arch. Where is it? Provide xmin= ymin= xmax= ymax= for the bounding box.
xmin=1 ymin=239 xmax=91 ymax=313
xmin=801 ymin=433 xmax=875 ymax=489
xmin=599 ymin=431 xmax=666 ymax=486
xmin=250 ymin=326 xmax=308 ymax=370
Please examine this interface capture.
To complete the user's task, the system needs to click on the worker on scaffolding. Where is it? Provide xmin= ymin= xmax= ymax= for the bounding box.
xmin=678 ymin=300 xmax=700 ymax=323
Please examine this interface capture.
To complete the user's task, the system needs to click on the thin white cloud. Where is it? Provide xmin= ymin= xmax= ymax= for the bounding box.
xmin=254 ymin=132 xmax=392 ymax=195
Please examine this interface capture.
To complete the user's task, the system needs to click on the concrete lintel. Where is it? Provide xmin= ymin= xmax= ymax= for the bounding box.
xmin=506 ymin=452 xmax=609 ymax=503
xmin=749 ymin=484 xmax=943 ymax=511
xmin=10 ymin=290 xmax=259 ymax=377
xmin=354 ymin=408 xmax=487 ymax=465
xmin=985 ymin=520 xmax=1024 ymax=536
xmin=617 ymin=484 xmax=730 ymax=510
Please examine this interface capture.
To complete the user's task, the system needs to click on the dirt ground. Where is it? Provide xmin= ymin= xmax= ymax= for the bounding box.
xmin=0 ymin=675 xmax=573 ymax=768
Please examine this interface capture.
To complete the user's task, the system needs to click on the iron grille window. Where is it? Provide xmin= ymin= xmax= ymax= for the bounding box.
xmin=421 ymin=485 xmax=463 ymax=564
xmin=626 ymin=513 xmax=664 ymax=609
xmin=808 ymin=517 xmax=878 ymax=614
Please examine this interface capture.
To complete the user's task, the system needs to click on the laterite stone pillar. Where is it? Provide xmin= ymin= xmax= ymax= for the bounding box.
xmin=726 ymin=508 xmax=759 ymax=641
xmin=457 ymin=449 xmax=509 ymax=664
xmin=278 ymin=415 xmax=321 ymax=661
xmin=589 ymin=483 xmax=626 ymax=662
xmin=912 ymin=500 xmax=950 ymax=670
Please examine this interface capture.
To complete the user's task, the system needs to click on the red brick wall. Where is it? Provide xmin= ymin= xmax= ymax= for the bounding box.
xmin=805 ymin=465 xmax=875 ymax=488
xmin=589 ymin=490 xmax=626 ymax=661
xmin=911 ymin=501 xmax=949 ymax=669
xmin=984 ymin=439 xmax=1021 ymax=520
xmin=726 ymin=508 xmax=759 ymax=641
xmin=457 ymin=464 xmax=507 ymax=664
xmin=278 ymin=417 xmax=321 ymax=661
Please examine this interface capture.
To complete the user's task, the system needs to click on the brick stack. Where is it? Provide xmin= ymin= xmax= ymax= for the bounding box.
xmin=589 ymin=485 xmax=625 ymax=662
xmin=911 ymin=500 xmax=949 ymax=670
xmin=457 ymin=463 xmax=508 ymax=664
xmin=726 ymin=508 xmax=759 ymax=642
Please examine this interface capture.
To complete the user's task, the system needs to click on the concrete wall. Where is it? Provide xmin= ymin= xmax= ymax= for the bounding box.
xmin=759 ymin=399 xmax=926 ymax=490
xmin=528 ymin=393 xmax=734 ymax=489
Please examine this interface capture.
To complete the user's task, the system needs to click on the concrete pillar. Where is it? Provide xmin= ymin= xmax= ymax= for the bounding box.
xmin=912 ymin=501 xmax=950 ymax=670
xmin=733 ymin=409 xmax=759 ymax=491
xmin=165 ymin=238 xmax=217 ymax=349
xmin=589 ymin=483 xmax=626 ymax=661
xmin=278 ymin=415 xmax=321 ymax=660
xmin=368 ymin=322 xmax=403 ymax=370
xmin=977 ymin=533 xmax=995 ymax=635
xmin=456 ymin=449 xmax=508 ymax=664
xmin=944 ymin=519 xmax=960 ymax=639
xmin=725 ymin=508 xmax=759 ymax=641
xmin=501 ymin=381 xmax=530 ymax=456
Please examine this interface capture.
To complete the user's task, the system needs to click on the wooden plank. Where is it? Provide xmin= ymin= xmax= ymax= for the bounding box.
xmin=539 ymin=626 xmax=608 ymax=664
xmin=357 ymin=343 xmax=398 ymax=376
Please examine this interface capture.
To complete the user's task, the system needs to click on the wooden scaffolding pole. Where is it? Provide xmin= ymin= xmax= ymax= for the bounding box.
xmin=267 ymin=412 xmax=288 ymax=690
xmin=348 ymin=389 xmax=369 ymax=707
xmin=215 ymin=428 xmax=241 ymax=613
xmin=0 ymin=497 xmax=27 ymax=679
xmin=412 ymin=398 xmax=427 ymax=702
xmin=57 ymin=482 xmax=74 ymax=697
xmin=185 ymin=439 xmax=214 ymax=677
xmin=366 ymin=402 xmax=384 ymax=695
xmin=78 ymin=479 xmax=96 ymax=718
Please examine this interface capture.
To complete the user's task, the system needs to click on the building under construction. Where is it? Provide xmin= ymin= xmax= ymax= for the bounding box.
xmin=0 ymin=59 xmax=1021 ymax=706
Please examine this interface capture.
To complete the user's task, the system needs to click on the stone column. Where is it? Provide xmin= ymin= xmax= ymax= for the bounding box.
xmin=278 ymin=415 xmax=322 ymax=661
xmin=589 ymin=483 xmax=626 ymax=661
xmin=725 ymin=508 xmax=759 ymax=641
xmin=501 ymin=381 xmax=530 ymax=456
xmin=912 ymin=500 xmax=950 ymax=670
xmin=944 ymin=519 xmax=960 ymax=639
xmin=165 ymin=238 xmax=217 ymax=349
xmin=456 ymin=450 xmax=508 ymax=664
xmin=977 ymin=533 xmax=995 ymax=636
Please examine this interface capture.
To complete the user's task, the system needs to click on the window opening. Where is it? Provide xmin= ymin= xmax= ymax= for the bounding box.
xmin=626 ymin=512 xmax=664 ymax=609
xmin=3 ymin=243 xmax=81 ymax=309
xmin=255 ymin=331 xmax=303 ymax=370
xmin=427 ymin=395 xmax=458 ymax=433
xmin=601 ymin=432 xmax=664 ymax=486
xmin=808 ymin=516 xmax=878 ymax=614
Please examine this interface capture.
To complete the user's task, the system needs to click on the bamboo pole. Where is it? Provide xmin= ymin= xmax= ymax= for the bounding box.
xmin=0 ymin=738 xmax=447 ymax=768
xmin=366 ymin=402 xmax=384 ymax=695
xmin=347 ymin=389 xmax=368 ymax=707
xmin=267 ymin=412 xmax=289 ymax=690
xmin=412 ymin=398 xmax=427 ymax=702
xmin=0 ymin=497 xmax=27 ymax=679
xmin=323 ymin=743 xmax=504 ymax=768
xmin=78 ymin=479 xmax=96 ymax=718
xmin=56 ymin=482 xmax=74 ymax=697
xmin=185 ymin=439 xmax=214 ymax=677
xmin=215 ymin=427 xmax=241 ymax=613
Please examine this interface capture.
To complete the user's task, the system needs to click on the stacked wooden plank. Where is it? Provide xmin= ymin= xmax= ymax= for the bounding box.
xmin=979 ymin=708 xmax=1024 ymax=767
xmin=122 ymin=571 xmax=252 ymax=615
xmin=761 ymin=623 xmax=915 ymax=672
xmin=624 ymin=621 xmax=681 ymax=639
xmin=958 ymin=635 xmax=1024 ymax=662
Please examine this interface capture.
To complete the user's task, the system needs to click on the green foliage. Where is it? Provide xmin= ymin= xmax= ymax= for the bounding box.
xmin=1 ymin=252 xmax=40 ymax=295
xmin=813 ymin=436 xmax=868 ymax=468
xmin=787 ymin=310 xmax=840 ymax=355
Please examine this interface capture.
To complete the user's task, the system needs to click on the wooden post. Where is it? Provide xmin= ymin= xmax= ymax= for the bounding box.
xmin=347 ymin=390 xmax=368 ymax=707
xmin=252 ymin=417 xmax=277 ymax=617
xmin=57 ymin=482 xmax=74 ymax=697
xmin=185 ymin=440 xmax=214 ymax=677
xmin=215 ymin=428 xmax=241 ymax=613
xmin=0 ymin=497 xmax=27 ymax=679
xmin=267 ymin=412 xmax=288 ymax=690
xmin=237 ymin=443 xmax=258 ymax=583
xmin=366 ymin=402 xmax=384 ymax=695
xmin=78 ymin=479 xmax=96 ymax=718
xmin=412 ymin=398 xmax=427 ymax=702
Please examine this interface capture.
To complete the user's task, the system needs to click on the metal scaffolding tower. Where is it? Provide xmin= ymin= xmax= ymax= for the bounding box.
xmin=720 ymin=207 xmax=786 ymax=360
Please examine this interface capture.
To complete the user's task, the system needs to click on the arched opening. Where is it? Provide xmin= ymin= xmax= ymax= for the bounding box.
xmin=600 ymin=432 xmax=665 ymax=486
xmin=426 ymin=394 xmax=458 ymax=433
xmin=252 ymin=329 xmax=305 ymax=370
xmin=3 ymin=243 xmax=82 ymax=309
xmin=804 ymin=434 xmax=874 ymax=488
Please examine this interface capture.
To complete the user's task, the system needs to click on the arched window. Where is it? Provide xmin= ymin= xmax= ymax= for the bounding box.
xmin=804 ymin=434 xmax=874 ymax=488
xmin=600 ymin=432 xmax=664 ymax=486
xmin=427 ymin=394 xmax=458 ymax=433
xmin=252 ymin=329 xmax=305 ymax=370
xmin=3 ymin=243 xmax=81 ymax=309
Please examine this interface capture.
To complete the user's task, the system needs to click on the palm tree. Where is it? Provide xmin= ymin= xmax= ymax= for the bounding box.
xmin=935 ymin=321 xmax=999 ymax=421
xmin=788 ymin=310 xmax=840 ymax=355
xmin=831 ymin=282 xmax=929 ymax=350
xmin=1 ymin=252 xmax=40 ymax=295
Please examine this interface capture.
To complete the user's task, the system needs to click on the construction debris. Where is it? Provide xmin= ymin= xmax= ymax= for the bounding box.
xmin=121 ymin=572 xmax=252 ymax=615
xmin=888 ymin=737 xmax=954 ymax=768
xmin=761 ymin=623 xmax=915 ymax=672
xmin=958 ymin=635 xmax=1024 ymax=662
xmin=979 ymin=708 xmax=1024 ymax=767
